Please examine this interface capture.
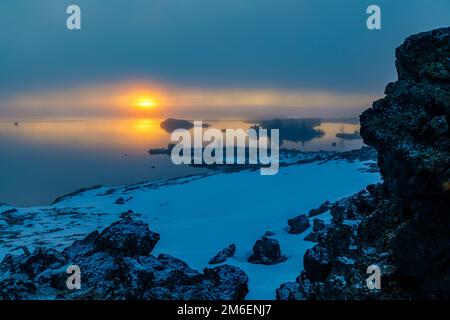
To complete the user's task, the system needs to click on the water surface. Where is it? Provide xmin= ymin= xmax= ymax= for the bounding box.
xmin=0 ymin=118 xmax=364 ymax=206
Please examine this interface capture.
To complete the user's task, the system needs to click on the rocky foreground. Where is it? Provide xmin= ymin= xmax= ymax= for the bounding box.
xmin=277 ymin=27 xmax=450 ymax=299
xmin=0 ymin=217 xmax=248 ymax=300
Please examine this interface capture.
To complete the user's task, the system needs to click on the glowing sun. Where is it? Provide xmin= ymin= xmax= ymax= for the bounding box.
xmin=133 ymin=96 xmax=158 ymax=109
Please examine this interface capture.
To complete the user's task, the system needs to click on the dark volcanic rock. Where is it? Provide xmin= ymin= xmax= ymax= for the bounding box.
xmin=304 ymin=219 xmax=329 ymax=242
xmin=248 ymin=234 xmax=287 ymax=265
xmin=287 ymin=214 xmax=310 ymax=234
xmin=303 ymin=246 xmax=332 ymax=282
xmin=201 ymin=265 xmax=248 ymax=300
xmin=303 ymin=232 xmax=318 ymax=242
xmin=308 ymin=201 xmax=332 ymax=217
xmin=209 ymin=244 xmax=236 ymax=265
xmin=278 ymin=27 xmax=450 ymax=300
xmin=114 ymin=197 xmax=125 ymax=205
xmin=0 ymin=218 xmax=249 ymax=300
xmin=94 ymin=217 xmax=160 ymax=257
xmin=276 ymin=282 xmax=303 ymax=300
xmin=312 ymin=218 xmax=326 ymax=233
xmin=360 ymin=27 xmax=450 ymax=298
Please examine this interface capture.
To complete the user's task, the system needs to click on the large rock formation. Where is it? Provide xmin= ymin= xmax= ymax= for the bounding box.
xmin=277 ymin=27 xmax=450 ymax=300
xmin=0 ymin=217 xmax=249 ymax=300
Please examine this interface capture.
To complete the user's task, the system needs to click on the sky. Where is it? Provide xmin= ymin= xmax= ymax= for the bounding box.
xmin=0 ymin=0 xmax=449 ymax=119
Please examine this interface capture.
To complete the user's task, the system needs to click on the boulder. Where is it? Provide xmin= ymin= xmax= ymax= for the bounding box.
xmin=287 ymin=214 xmax=310 ymax=234
xmin=114 ymin=197 xmax=125 ymax=205
xmin=94 ymin=217 xmax=160 ymax=257
xmin=303 ymin=246 xmax=332 ymax=282
xmin=308 ymin=201 xmax=332 ymax=217
xmin=248 ymin=234 xmax=287 ymax=265
xmin=209 ymin=244 xmax=236 ymax=265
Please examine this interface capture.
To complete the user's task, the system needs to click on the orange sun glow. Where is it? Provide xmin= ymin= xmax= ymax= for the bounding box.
xmin=135 ymin=97 xmax=157 ymax=109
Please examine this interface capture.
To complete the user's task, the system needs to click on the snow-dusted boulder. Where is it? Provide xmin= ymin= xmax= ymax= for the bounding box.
xmin=287 ymin=214 xmax=310 ymax=234
xmin=95 ymin=217 xmax=160 ymax=257
xmin=248 ymin=234 xmax=287 ymax=265
xmin=209 ymin=244 xmax=236 ymax=265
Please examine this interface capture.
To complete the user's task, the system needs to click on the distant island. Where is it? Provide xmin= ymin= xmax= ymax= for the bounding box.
xmin=256 ymin=118 xmax=325 ymax=144
xmin=336 ymin=130 xmax=362 ymax=140
xmin=160 ymin=119 xmax=210 ymax=133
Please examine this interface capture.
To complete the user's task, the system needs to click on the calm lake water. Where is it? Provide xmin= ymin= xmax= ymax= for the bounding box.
xmin=0 ymin=119 xmax=364 ymax=207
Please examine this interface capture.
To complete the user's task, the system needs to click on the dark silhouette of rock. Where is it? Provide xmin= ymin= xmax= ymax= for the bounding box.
xmin=259 ymin=118 xmax=325 ymax=144
xmin=303 ymin=246 xmax=332 ymax=282
xmin=94 ymin=217 xmax=160 ymax=257
xmin=276 ymin=282 xmax=303 ymax=300
xmin=263 ymin=231 xmax=275 ymax=237
xmin=308 ymin=201 xmax=332 ymax=217
xmin=160 ymin=118 xmax=194 ymax=133
xmin=119 ymin=210 xmax=135 ymax=219
xmin=360 ymin=27 xmax=450 ymax=298
xmin=114 ymin=197 xmax=125 ymax=205
xmin=312 ymin=218 xmax=326 ymax=232
xmin=277 ymin=27 xmax=450 ymax=300
xmin=209 ymin=244 xmax=236 ymax=265
xmin=287 ymin=214 xmax=310 ymax=234
xmin=0 ymin=218 xmax=249 ymax=300
xmin=160 ymin=119 xmax=209 ymax=133
xmin=248 ymin=234 xmax=287 ymax=265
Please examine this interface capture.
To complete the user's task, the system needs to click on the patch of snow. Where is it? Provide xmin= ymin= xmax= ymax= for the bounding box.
xmin=0 ymin=159 xmax=380 ymax=299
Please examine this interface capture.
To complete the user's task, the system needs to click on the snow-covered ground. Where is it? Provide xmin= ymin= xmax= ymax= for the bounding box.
xmin=0 ymin=158 xmax=380 ymax=299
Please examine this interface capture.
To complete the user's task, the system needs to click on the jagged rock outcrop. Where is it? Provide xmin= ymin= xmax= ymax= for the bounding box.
xmin=278 ymin=27 xmax=450 ymax=300
xmin=248 ymin=233 xmax=287 ymax=265
xmin=308 ymin=201 xmax=332 ymax=217
xmin=0 ymin=217 xmax=249 ymax=300
xmin=209 ymin=244 xmax=237 ymax=265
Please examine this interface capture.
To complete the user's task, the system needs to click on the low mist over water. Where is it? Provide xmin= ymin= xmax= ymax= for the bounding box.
xmin=0 ymin=118 xmax=363 ymax=206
